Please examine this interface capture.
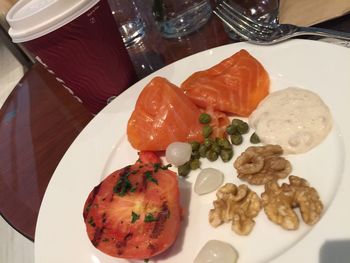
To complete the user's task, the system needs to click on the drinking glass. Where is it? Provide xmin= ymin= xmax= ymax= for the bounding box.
xmin=152 ymin=0 xmax=212 ymax=38
xmin=108 ymin=0 xmax=146 ymax=46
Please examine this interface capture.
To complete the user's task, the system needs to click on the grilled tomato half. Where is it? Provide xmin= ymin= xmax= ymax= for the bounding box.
xmin=83 ymin=152 xmax=182 ymax=259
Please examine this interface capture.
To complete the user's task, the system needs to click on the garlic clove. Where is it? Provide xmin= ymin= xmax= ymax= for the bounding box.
xmin=194 ymin=168 xmax=224 ymax=195
xmin=194 ymin=240 xmax=238 ymax=263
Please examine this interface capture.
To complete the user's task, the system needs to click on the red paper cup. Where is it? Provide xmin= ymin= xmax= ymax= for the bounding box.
xmin=6 ymin=0 xmax=137 ymax=114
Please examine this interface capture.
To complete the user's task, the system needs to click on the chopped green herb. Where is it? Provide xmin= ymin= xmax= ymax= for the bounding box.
xmin=113 ymin=167 xmax=135 ymax=196
xmin=144 ymin=259 xmax=149 ymax=263
xmin=131 ymin=211 xmax=140 ymax=223
xmin=144 ymin=213 xmax=158 ymax=223
xmin=102 ymin=238 xmax=109 ymax=242
xmin=153 ymin=163 xmax=172 ymax=173
xmin=85 ymin=203 xmax=92 ymax=213
xmin=144 ymin=171 xmax=158 ymax=184
xmin=88 ymin=217 xmax=96 ymax=227
xmin=153 ymin=163 xmax=161 ymax=172
xmin=102 ymin=213 xmax=107 ymax=223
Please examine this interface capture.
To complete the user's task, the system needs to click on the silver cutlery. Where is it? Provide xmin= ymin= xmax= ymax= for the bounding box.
xmin=214 ymin=0 xmax=350 ymax=45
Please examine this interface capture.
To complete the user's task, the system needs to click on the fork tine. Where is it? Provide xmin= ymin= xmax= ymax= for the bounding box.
xmin=213 ymin=6 xmax=261 ymax=42
xmin=218 ymin=3 xmax=266 ymax=36
xmin=220 ymin=0 xmax=275 ymax=32
xmin=215 ymin=1 xmax=275 ymax=41
xmin=213 ymin=9 xmax=247 ymax=40
xmin=214 ymin=2 xmax=272 ymax=38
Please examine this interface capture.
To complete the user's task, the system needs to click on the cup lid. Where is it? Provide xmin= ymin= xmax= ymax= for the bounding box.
xmin=6 ymin=0 xmax=99 ymax=43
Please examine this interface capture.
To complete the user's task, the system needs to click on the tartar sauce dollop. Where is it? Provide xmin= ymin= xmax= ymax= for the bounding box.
xmin=249 ymin=87 xmax=332 ymax=154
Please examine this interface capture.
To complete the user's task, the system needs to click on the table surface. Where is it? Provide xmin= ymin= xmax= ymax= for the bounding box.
xmin=1 ymin=3 xmax=350 ymax=241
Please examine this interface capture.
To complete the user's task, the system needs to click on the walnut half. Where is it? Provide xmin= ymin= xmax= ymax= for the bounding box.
xmin=261 ymin=175 xmax=323 ymax=230
xmin=234 ymin=145 xmax=292 ymax=185
xmin=209 ymin=183 xmax=262 ymax=235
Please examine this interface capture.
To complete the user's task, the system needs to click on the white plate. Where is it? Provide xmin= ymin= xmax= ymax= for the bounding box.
xmin=35 ymin=40 xmax=350 ymax=263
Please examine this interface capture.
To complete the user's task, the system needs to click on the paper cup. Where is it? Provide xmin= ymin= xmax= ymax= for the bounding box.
xmin=6 ymin=0 xmax=137 ymax=114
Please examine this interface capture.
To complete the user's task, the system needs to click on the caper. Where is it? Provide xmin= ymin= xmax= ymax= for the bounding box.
xmin=211 ymin=143 xmax=221 ymax=154
xmin=220 ymin=149 xmax=234 ymax=162
xmin=237 ymin=122 xmax=249 ymax=134
xmin=217 ymin=137 xmax=232 ymax=150
xmin=231 ymin=118 xmax=244 ymax=126
xmin=199 ymin=144 xmax=208 ymax=158
xmin=199 ymin=113 xmax=212 ymax=124
xmin=190 ymin=159 xmax=201 ymax=170
xmin=178 ymin=162 xmax=191 ymax=177
xmin=204 ymin=137 xmax=214 ymax=147
xmin=250 ymin=132 xmax=261 ymax=144
xmin=202 ymin=125 xmax=213 ymax=138
xmin=206 ymin=150 xmax=219 ymax=162
xmin=226 ymin=124 xmax=237 ymax=135
xmin=191 ymin=150 xmax=200 ymax=159
xmin=231 ymin=134 xmax=243 ymax=145
xmin=190 ymin=141 xmax=200 ymax=151
xmin=231 ymin=119 xmax=249 ymax=134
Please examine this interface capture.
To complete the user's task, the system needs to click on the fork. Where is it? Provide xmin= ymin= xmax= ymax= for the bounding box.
xmin=214 ymin=0 xmax=350 ymax=45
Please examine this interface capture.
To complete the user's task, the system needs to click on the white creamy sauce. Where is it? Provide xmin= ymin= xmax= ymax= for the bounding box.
xmin=249 ymin=87 xmax=332 ymax=154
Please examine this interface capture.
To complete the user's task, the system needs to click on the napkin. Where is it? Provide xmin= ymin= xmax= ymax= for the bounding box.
xmin=279 ymin=0 xmax=350 ymax=27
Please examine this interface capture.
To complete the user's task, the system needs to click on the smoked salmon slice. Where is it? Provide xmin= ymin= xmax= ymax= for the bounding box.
xmin=127 ymin=77 xmax=204 ymax=151
xmin=181 ymin=49 xmax=270 ymax=117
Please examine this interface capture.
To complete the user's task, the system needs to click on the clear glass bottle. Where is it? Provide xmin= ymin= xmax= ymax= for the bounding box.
xmin=152 ymin=0 xmax=212 ymax=38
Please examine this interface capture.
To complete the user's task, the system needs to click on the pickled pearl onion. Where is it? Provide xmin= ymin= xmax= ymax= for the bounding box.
xmin=194 ymin=240 xmax=238 ymax=263
xmin=165 ymin=142 xmax=192 ymax=167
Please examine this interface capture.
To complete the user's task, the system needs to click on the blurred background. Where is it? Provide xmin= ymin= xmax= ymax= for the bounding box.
xmin=1 ymin=0 xmax=32 ymax=106
xmin=1 ymin=1 xmax=35 ymax=263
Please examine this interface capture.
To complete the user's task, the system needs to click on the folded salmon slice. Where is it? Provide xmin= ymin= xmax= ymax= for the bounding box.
xmin=127 ymin=77 xmax=205 ymax=151
xmin=181 ymin=49 xmax=270 ymax=117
